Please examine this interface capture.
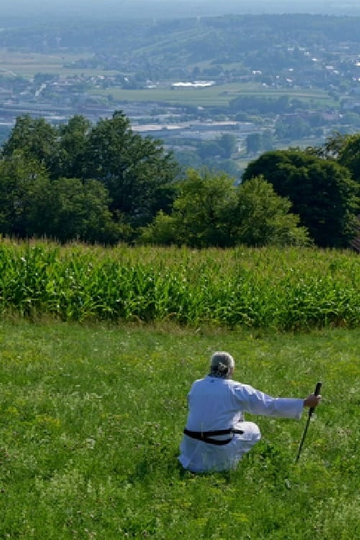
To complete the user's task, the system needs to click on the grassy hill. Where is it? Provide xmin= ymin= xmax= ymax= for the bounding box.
xmin=0 ymin=319 xmax=359 ymax=538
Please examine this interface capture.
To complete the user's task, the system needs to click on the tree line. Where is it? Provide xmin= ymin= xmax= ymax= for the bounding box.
xmin=0 ymin=112 xmax=359 ymax=248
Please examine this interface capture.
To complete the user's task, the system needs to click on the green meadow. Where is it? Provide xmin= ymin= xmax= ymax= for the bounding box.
xmin=0 ymin=49 xmax=118 ymax=79
xmin=92 ymin=83 xmax=334 ymax=107
xmin=0 ymin=242 xmax=359 ymax=538
xmin=0 ymin=321 xmax=359 ymax=539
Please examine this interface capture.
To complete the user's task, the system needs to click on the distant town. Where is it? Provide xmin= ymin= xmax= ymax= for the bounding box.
xmin=1 ymin=13 xmax=360 ymax=176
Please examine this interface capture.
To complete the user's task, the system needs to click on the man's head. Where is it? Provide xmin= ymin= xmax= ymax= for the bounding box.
xmin=209 ymin=351 xmax=235 ymax=379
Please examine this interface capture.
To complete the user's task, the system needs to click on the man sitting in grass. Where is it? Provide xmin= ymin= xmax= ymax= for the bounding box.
xmin=179 ymin=351 xmax=321 ymax=473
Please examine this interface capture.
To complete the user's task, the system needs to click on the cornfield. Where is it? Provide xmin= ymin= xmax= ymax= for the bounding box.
xmin=0 ymin=240 xmax=359 ymax=330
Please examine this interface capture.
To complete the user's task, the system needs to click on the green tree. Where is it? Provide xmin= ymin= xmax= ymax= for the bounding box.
xmin=336 ymin=133 xmax=360 ymax=184
xmin=261 ymin=130 xmax=274 ymax=151
xmin=1 ymin=115 xmax=58 ymax=169
xmin=242 ymin=150 xmax=360 ymax=247
xmin=1 ymin=112 xmax=179 ymax=231
xmin=140 ymin=169 xmax=238 ymax=248
xmin=305 ymin=131 xmax=347 ymax=160
xmin=233 ymin=176 xmax=310 ymax=246
xmin=173 ymin=169 xmax=238 ymax=247
xmin=0 ymin=154 xmax=121 ymax=244
xmin=27 ymin=177 xmax=120 ymax=244
xmin=275 ymin=117 xmax=311 ymax=140
xmin=198 ymin=140 xmax=224 ymax=160
xmin=173 ymin=149 xmax=202 ymax=170
xmin=140 ymin=170 xmax=308 ymax=248
xmin=203 ymin=158 xmax=240 ymax=178
xmin=218 ymin=134 xmax=237 ymax=158
xmin=54 ymin=115 xmax=91 ymax=179
xmin=0 ymin=154 xmax=50 ymax=237
xmin=139 ymin=210 xmax=178 ymax=246
xmin=246 ymin=133 xmax=262 ymax=156
xmin=83 ymin=111 xmax=179 ymax=227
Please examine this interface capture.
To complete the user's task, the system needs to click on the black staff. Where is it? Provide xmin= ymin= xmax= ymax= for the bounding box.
xmin=295 ymin=381 xmax=322 ymax=463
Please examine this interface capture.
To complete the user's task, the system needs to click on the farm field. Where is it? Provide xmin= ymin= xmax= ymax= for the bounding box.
xmin=91 ymin=83 xmax=335 ymax=107
xmin=1 ymin=242 xmax=359 ymax=330
xmin=0 ymin=47 xmax=335 ymax=107
xmin=0 ymin=319 xmax=359 ymax=539
xmin=0 ymin=49 xmax=118 ymax=78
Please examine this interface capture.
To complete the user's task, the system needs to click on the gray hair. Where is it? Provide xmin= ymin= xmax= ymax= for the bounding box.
xmin=209 ymin=351 xmax=235 ymax=379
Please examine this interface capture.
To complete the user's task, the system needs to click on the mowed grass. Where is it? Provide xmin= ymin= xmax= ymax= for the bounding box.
xmin=0 ymin=319 xmax=359 ymax=539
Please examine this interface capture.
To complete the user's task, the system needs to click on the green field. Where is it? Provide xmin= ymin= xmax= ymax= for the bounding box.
xmin=0 ymin=242 xmax=359 ymax=538
xmin=0 ymin=319 xmax=359 ymax=539
xmin=92 ymin=83 xmax=335 ymax=107
xmin=0 ymin=49 xmax=119 ymax=78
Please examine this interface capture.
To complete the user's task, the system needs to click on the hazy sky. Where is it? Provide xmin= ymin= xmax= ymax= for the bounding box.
xmin=3 ymin=0 xmax=360 ymax=21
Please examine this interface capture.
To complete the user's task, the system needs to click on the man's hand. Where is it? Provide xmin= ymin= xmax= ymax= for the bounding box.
xmin=303 ymin=393 xmax=321 ymax=408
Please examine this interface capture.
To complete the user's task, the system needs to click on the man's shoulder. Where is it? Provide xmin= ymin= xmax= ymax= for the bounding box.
xmin=190 ymin=377 xmax=207 ymax=388
xmin=228 ymin=380 xmax=253 ymax=394
xmin=226 ymin=379 xmax=243 ymax=390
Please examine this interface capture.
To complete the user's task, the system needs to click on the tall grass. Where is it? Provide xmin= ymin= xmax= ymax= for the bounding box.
xmin=0 ymin=240 xmax=359 ymax=330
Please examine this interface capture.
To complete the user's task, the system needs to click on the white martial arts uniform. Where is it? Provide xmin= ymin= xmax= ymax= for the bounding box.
xmin=179 ymin=375 xmax=304 ymax=473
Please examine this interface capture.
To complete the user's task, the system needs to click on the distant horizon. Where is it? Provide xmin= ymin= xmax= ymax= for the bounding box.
xmin=3 ymin=0 xmax=360 ymax=22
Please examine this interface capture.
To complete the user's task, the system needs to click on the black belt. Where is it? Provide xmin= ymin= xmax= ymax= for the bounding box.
xmin=183 ymin=427 xmax=244 ymax=446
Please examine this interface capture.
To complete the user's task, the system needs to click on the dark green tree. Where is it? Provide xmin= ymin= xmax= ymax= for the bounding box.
xmin=1 ymin=115 xmax=58 ymax=169
xmin=0 ymin=153 xmax=121 ymax=244
xmin=242 ymin=149 xmax=360 ymax=247
xmin=27 ymin=177 xmax=120 ymax=244
xmin=0 ymin=154 xmax=49 ymax=237
xmin=305 ymin=132 xmax=347 ymax=160
xmin=54 ymin=115 xmax=91 ymax=179
xmin=1 ymin=112 xmax=179 ymax=231
xmin=336 ymin=133 xmax=360 ymax=184
xmin=83 ymin=111 xmax=179 ymax=227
